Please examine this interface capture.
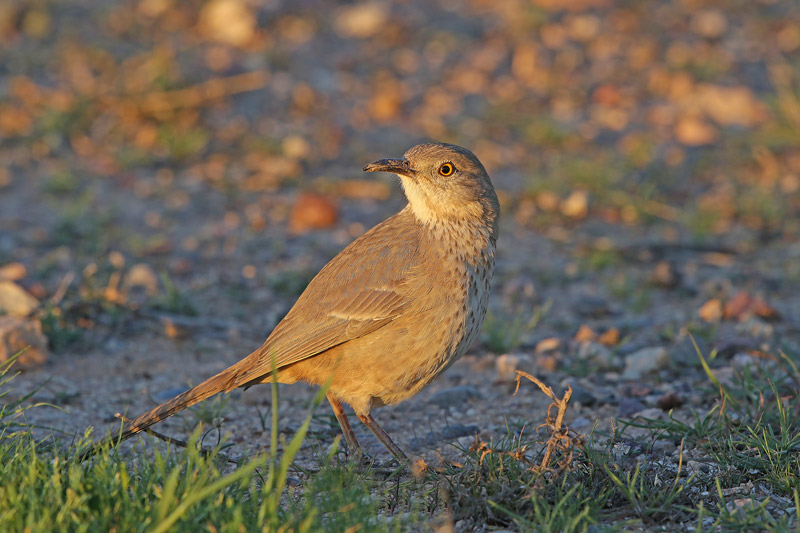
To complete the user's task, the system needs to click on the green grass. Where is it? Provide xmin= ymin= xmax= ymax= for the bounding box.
xmin=0 ymin=354 xmax=417 ymax=532
xmin=2 ymin=340 xmax=799 ymax=530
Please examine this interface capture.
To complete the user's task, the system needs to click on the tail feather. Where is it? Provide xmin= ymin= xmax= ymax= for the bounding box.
xmin=80 ymin=355 xmax=256 ymax=460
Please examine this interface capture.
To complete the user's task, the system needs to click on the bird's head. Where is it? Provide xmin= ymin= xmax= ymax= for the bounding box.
xmin=363 ymin=142 xmax=499 ymax=227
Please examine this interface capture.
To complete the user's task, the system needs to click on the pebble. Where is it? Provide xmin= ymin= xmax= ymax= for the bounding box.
xmin=577 ymin=341 xmax=614 ymax=367
xmin=656 ymin=392 xmax=684 ymax=410
xmin=0 ymin=316 xmax=49 ymax=368
xmin=535 ymin=337 xmax=560 ymax=352
xmin=567 ymin=384 xmax=597 ymax=406
xmin=124 ymin=263 xmax=160 ymax=295
xmin=0 ymin=281 xmax=39 ymax=316
xmin=652 ymin=439 xmax=676 ymax=455
xmin=576 ymin=295 xmax=614 ymax=317
xmin=0 ymin=262 xmax=26 ymax=281
xmin=494 ymin=353 xmax=520 ymax=382
xmin=637 ymin=408 xmax=664 ymax=420
xmin=428 ymin=385 xmax=482 ymax=408
xmin=622 ymin=346 xmax=669 ymax=380
xmin=735 ymin=317 xmax=774 ymax=338
xmin=439 ymin=424 xmax=479 ymax=440
xmin=570 ymin=416 xmax=593 ymax=430
xmin=617 ymin=397 xmax=647 ymax=417
xmin=152 ymin=386 xmax=190 ymax=402
xmin=685 ymin=460 xmax=711 ymax=475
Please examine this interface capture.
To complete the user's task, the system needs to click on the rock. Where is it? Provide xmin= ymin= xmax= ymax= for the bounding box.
xmin=656 ymin=392 xmax=684 ymax=410
xmin=691 ymin=9 xmax=727 ymax=39
xmin=574 ymin=324 xmax=596 ymax=342
xmin=652 ymin=439 xmax=676 ymax=455
xmin=428 ymin=385 xmax=482 ymax=408
xmin=198 ymin=0 xmax=256 ymax=47
xmin=561 ymin=190 xmax=589 ymax=219
xmin=124 ymin=263 xmax=160 ymax=295
xmin=576 ymin=295 xmax=613 ymax=317
xmin=622 ymin=346 xmax=669 ymax=380
xmin=577 ymin=341 xmax=614 ymax=367
xmin=570 ymin=416 xmax=592 ymax=430
xmin=535 ymin=337 xmax=560 ymax=352
xmin=0 ymin=262 xmax=26 ymax=281
xmin=333 ymin=2 xmax=388 ymax=39
xmin=675 ymin=115 xmax=717 ymax=146
xmin=0 ymin=281 xmax=39 ymax=316
xmin=598 ymin=328 xmax=620 ymax=347
xmin=568 ymin=384 xmax=597 ymax=406
xmin=151 ymin=386 xmax=190 ymax=403
xmin=637 ymin=408 xmax=664 ymax=420
xmin=289 ymin=192 xmax=339 ymax=234
xmin=0 ymin=316 xmax=49 ymax=368
xmin=495 ymin=353 xmax=520 ymax=382
xmin=650 ymin=261 xmax=680 ymax=288
xmin=618 ymin=397 xmax=647 ymax=417
xmin=439 ymin=424 xmax=479 ymax=440
xmin=735 ymin=317 xmax=774 ymax=338
xmin=698 ymin=298 xmax=723 ymax=322
xmin=535 ymin=354 xmax=558 ymax=372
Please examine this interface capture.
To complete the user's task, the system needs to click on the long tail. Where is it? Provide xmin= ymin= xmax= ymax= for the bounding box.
xmin=79 ymin=355 xmax=257 ymax=461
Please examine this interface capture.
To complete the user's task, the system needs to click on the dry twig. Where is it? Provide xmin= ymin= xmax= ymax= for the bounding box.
xmin=514 ymin=370 xmax=574 ymax=471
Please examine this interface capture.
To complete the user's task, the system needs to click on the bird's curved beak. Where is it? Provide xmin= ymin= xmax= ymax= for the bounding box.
xmin=363 ymin=158 xmax=415 ymax=177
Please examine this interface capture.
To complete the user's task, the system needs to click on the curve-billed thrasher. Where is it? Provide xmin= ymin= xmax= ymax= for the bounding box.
xmin=82 ymin=142 xmax=499 ymax=462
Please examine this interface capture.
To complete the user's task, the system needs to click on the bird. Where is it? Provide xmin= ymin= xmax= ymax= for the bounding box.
xmin=81 ymin=142 xmax=499 ymax=463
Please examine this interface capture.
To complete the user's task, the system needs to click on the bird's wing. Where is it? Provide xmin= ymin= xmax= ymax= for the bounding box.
xmin=229 ymin=211 xmax=421 ymax=388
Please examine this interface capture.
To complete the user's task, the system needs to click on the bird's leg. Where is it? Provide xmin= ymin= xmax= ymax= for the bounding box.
xmin=357 ymin=413 xmax=408 ymax=462
xmin=326 ymin=393 xmax=362 ymax=456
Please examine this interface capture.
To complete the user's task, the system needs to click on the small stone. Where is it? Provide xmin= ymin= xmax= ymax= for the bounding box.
xmin=656 ymin=392 xmax=684 ymax=410
xmin=0 ymin=262 xmax=26 ymax=281
xmin=0 ymin=281 xmax=39 ymax=317
xmin=652 ymin=439 xmax=676 ymax=455
xmin=439 ymin=424 xmax=479 ymax=440
xmin=0 ymin=316 xmax=49 ymax=368
xmin=622 ymin=346 xmax=669 ymax=380
xmin=574 ymin=324 xmax=596 ymax=342
xmin=428 ymin=385 xmax=482 ymax=408
xmin=685 ymin=460 xmax=710 ymax=475
xmin=568 ymin=384 xmax=597 ymax=406
xmin=495 ymin=354 xmax=520 ymax=382
xmin=637 ymin=408 xmax=664 ymax=420
xmin=650 ymin=261 xmax=679 ymax=288
xmin=198 ymin=0 xmax=256 ymax=47
xmin=535 ymin=354 xmax=558 ymax=372
xmin=151 ymin=386 xmax=190 ymax=403
xmin=289 ymin=192 xmax=339 ymax=234
xmin=570 ymin=416 xmax=592 ymax=430
xmin=598 ymin=328 xmax=620 ymax=347
xmin=725 ymin=498 xmax=760 ymax=517
xmin=675 ymin=115 xmax=717 ymax=146
xmin=735 ymin=317 xmax=774 ymax=338
xmin=691 ymin=9 xmax=727 ymax=39
xmin=698 ymin=299 xmax=723 ymax=322
xmin=333 ymin=2 xmax=388 ymax=39
xmin=124 ymin=263 xmax=160 ymax=295
xmin=536 ymin=337 xmax=560 ymax=352
xmin=561 ymin=190 xmax=589 ymax=219
xmin=618 ymin=397 xmax=647 ymax=417
xmin=577 ymin=295 xmax=613 ymax=317
xmin=577 ymin=341 xmax=614 ymax=367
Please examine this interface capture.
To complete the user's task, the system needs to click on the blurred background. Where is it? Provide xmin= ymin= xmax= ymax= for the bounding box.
xmin=0 ymin=0 xmax=799 ymax=412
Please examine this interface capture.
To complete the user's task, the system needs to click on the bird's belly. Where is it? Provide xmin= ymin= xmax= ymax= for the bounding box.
xmin=282 ymin=262 xmax=492 ymax=414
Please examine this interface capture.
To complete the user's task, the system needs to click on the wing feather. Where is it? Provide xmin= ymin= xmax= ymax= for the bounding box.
xmin=230 ymin=211 xmax=421 ymax=387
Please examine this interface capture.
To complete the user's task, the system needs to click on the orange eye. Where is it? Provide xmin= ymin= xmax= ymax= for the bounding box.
xmin=438 ymin=163 xmax=454 ymax=176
